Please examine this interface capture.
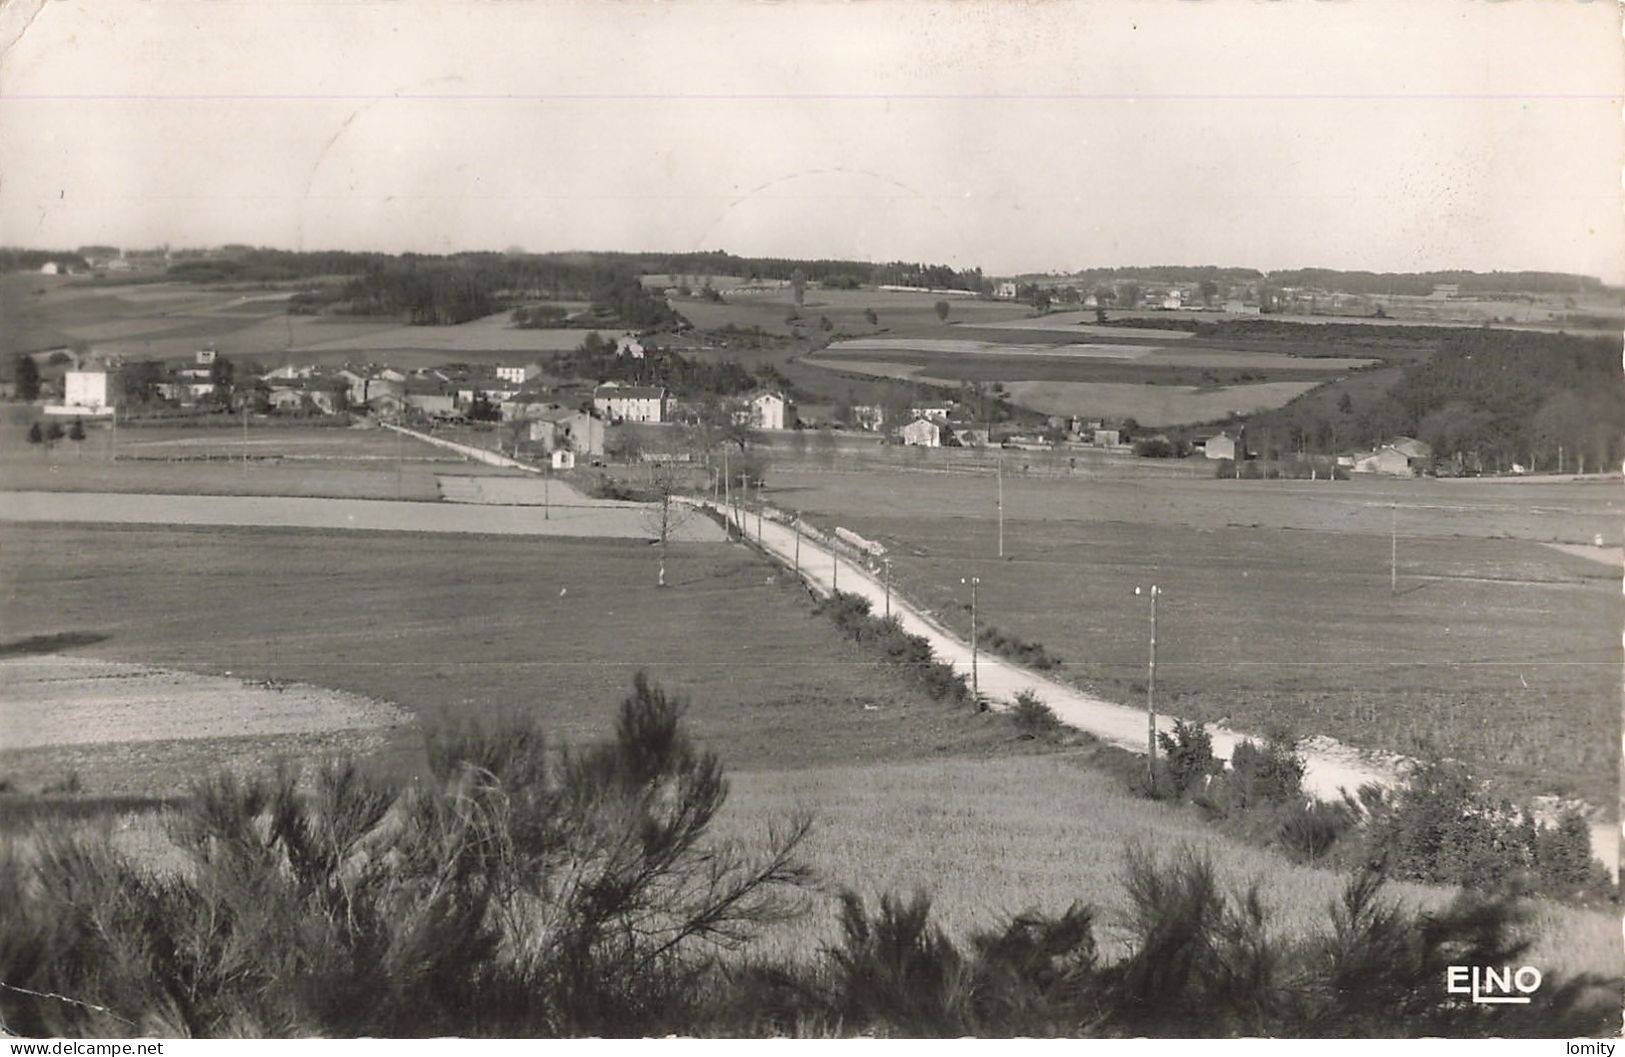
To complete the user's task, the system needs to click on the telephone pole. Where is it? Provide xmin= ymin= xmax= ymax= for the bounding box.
xmin=962 ymin=574 xmax=981 ymax=706
xmin=722 ymin=449 xmax=732 ymax=540
xmin=1135 ymin=584 xmax=1161 ymax=783
xmin=1390 ymin=503 xmax=1397 ymax=595
xmin=996 ymin=457 xmax=1005 ymax=559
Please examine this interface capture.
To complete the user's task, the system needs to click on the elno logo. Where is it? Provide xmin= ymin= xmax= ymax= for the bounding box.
xmin=1446 ymin=965 xmax=1542 ymax=1005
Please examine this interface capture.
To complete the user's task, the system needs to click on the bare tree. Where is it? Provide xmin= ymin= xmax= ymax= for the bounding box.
xmin=643 ymin=462 xmax=693 ymax=588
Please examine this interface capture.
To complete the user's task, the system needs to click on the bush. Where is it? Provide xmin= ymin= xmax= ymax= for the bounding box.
xmin=0 ymin=675 xmax=812 ymax=1037
xmin=734 ymin=849 xmax=1618 ymax=1037
xmin=1222 ymin=736 xmax=1306 ymax=810
xmin=1276 ymin=799 xmax=1357 ymax=863
xmin=1010 ymin=690 xmax=1063 ymax=739
xmin=1358 ymin=760 xmax=1612 ymax=901
xmin=1155 ymin=719 xmax=1218 ymax=796
xmin=977 ymin=625 xmax=1062 ymax=671
xmin=815 ymin=591 xmax=970 ymax=705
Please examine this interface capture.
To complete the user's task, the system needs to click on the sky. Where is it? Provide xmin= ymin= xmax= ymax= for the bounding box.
xmin=1 ymin=0 xmax=1622 ymax=281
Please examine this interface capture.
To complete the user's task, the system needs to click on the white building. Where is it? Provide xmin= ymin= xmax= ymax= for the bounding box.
xmin=1201 ymin=430 xmax=1243 ymax=460
xmin=495 ymin=363 xmax=542 ymax=385
xmin=899 ymin=417 xmax=943 ymax=447
xmin=195 ymin=348 xmax=218 ymax=366
xmin=748 ymin=391 xmax=786 ymax=431
xmin=593 ymin=383 xmax=667 ymax=423
xmin=995 ymin=281 xmax=1019 ymax=300
xmin=38 ymin=262 xmax=59 ymax=275
xmin=615 ymin=334 xmax=645 ymax=359
xmin=62 ymin=369 xmax=112 ymax=410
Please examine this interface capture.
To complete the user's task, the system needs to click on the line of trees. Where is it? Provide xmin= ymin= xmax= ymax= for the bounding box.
xmin=1243 ymin=329 xmax=1623 ymax=469
xmin=553 ymin=333 xmax=793 ymax=401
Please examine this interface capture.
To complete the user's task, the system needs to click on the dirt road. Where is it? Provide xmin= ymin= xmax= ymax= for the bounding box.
xmin=697 ymin=498 xmax=1618 ymax=870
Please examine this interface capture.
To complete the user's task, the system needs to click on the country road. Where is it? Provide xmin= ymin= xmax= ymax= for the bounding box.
xmin=693 ymin=497 xmax=1618 ymax=872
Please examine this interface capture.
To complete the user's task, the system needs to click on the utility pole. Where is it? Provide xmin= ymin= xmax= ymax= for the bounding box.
xmin=756 ymin=479 xmax=763 ymax=541
xmin=722 ymin=449 xmax=732 ymax=540
xmin=1390 ymin=503 xmax=1397 ymax=594
xmin=1558 ymin=445 xmax=1564 ymax=475
xmin=996 ymin=457 xmax=1005 ymax=559
xmin=1135 ymin=584 xmax=1161 ymax=783
xmin=544 ymin=461 xmax=550 ymax=520
xmin=962 ymin=574 xmax=980 ymax=706
xmin=242 ymin=406 xmax=249 ymax=473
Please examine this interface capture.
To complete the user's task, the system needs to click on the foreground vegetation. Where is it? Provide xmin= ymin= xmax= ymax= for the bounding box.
xmin=1 ymin=675 xmax=1615 ymax=1038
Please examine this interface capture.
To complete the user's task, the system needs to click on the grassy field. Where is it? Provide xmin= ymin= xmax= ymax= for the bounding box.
xmin=2 ymin=515 xmax=1617 ymax=994
xmin=2 ymin=274 xmax=601 ymax=368
xmin=715 ymin=754 xmax=1621 ymax=979
xmin=0 ymin=419 xmax=496 ymax=500
xmin=767 ymin=467 xmax=1622 ymax=808
xmin=0 ymin=523 xmax=1022 ymax=793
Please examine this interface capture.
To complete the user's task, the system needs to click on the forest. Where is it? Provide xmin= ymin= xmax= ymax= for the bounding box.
xmin=1243 ymin=329 xmax=1623 ymax=471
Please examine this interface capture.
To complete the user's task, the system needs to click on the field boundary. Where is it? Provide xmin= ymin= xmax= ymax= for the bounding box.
xmin=381 ymin=422 xmax=542 ymax=473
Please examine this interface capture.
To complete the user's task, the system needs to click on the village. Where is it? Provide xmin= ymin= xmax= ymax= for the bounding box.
xmin=15 ymin=329 xmax=1446 ymax=481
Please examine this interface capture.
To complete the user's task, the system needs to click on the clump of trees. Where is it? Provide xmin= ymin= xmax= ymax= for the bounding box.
xmin=1129 ymin=725 xmax=1612 ymax=904
xmin=13 ymin=354 xmax=41 ymax=400
xmin=553 ymin=333 xmax=794 ymax=403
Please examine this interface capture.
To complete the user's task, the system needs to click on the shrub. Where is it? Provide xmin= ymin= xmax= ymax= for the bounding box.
xmin=1223 ymin=736 xmax=1306 ymax=810
xmin=0 ymin=674 xmax=812 ymax=1037
xmin=1010 ymin=690 xmax=1062 ymax=739
xmin=1276 ymin=799 xmax=1356 ymax=863
xmin=1358 ymin=760 xmax=1612 ymax=901
xmin=1155 ymin=720 xmax=1218 ymax=796
xmin=815 ymin=591 xmax=969 ymax=705
xmin=826 ymin=890 xmax=970 ymax=1035
xmin=977 ymin=625 xmax=1062 ymax=670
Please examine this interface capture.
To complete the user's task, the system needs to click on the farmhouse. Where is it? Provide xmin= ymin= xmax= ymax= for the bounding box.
xmin=528 ymin=406 xmax=605 ymax=457
xmin=1350 ymin=436 xmax=1433 ymax=477
xmin=994 ymin=281 xmax=1019 ymax=300
xmin=267 ymin=386 xmax=306 ymax=413
xmin=1091 ymin=428 xmax=1121 ymax=448
xmin=406 ymin=391 xmax=456 ymax=416
xmin=899 ymin=417 xmax=944 ymax=447
xmin=593 ymin=382 xmax=667 ymax=423
xmin=747 ymin=391 xmax=787 ymax=431
xmin=495 ymin=363 xmax=543 ymax=385
xmin=62 ymin=368 xmax=114 ymax=411
xmin=1199 ymin=430 xmax=1245 ymax=461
